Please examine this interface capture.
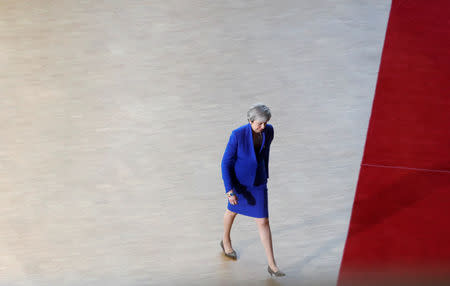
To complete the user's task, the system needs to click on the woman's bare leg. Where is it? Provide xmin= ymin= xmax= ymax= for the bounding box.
xmin=223 ymin=209 xmax=237 ymax=253
xmin=255 ymin=217 xmax=279 ymax=271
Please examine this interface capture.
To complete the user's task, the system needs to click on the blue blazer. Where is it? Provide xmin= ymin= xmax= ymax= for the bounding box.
xmin=221 ymin=123 xmax=274 ymax=192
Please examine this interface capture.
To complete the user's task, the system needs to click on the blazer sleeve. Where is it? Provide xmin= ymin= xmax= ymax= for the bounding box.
xmin=221 ymin=132 xmax=237 ymax=193
xmin=265 ymin=125 xmax=274 ymax=179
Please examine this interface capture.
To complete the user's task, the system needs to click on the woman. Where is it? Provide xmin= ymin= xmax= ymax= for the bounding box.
xmin=220 ymin=103 xmax=285 ymax=277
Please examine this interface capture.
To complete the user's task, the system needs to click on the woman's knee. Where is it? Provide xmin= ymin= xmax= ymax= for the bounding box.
xmin=255 ymin=217 xmax=269 ymax=227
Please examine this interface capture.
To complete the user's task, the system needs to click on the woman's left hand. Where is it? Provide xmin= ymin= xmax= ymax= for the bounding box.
xmin=227 ymin=190 xmax=238 ymax=205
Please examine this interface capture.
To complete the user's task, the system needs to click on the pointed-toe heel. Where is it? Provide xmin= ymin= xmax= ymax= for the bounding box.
xmin=220 ymin=240 xmax=237 ymax=260
xmin=268 ymin=265 xmax=285 ymax=277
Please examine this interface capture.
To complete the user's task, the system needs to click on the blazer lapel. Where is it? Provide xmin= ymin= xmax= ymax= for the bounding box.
xmin=247 ymin=123 xmax=257 ymax=162
xmin=260 ymin=129 xmax=266 ymax=154
xmin=247 ymin=123 xmax=266 ymax=158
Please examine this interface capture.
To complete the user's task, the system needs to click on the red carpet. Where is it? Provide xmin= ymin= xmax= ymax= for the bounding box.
xmin=338 ymin=0 xmax=450 ymax=285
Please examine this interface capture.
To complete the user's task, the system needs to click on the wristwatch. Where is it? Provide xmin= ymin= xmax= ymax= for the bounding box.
xmin=227 ymin=192 xmax=235 ymax=197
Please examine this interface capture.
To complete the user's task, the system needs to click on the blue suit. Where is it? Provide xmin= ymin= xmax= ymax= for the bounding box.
xmin=221 ymin=123 xmax=274 ymax=218
xmin=221 ymin=123 xmax=274 ymax=191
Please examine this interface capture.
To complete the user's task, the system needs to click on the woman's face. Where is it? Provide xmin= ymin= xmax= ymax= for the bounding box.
xmin=249 ymin=120 xmax=267 ymax=133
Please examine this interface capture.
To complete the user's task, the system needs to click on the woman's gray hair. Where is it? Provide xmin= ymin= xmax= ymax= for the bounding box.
xmin=247 ymin=103 xmax=272 ymax=122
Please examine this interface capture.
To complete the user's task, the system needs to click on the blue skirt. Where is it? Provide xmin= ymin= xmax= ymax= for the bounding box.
xmin=227 ymin=183 xmax=268 ymax=218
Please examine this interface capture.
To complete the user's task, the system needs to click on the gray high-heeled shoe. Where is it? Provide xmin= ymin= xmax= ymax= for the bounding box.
xmin=268 ymin=265 xmax=286 ymax=277
xmin=220 ymin=240 xmax=237 ymax=260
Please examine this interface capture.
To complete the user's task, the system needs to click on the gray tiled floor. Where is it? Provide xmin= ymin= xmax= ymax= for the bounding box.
xmin=0 ymin=1 xmax=389 ymax=285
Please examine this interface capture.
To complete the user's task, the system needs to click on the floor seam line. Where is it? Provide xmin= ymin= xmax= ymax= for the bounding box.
xmin=361 ymin=163 xmax=450 ymax=174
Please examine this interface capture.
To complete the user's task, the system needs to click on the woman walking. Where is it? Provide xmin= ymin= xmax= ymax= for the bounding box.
xmin=220 ymin=103 xmax=285 ymax=277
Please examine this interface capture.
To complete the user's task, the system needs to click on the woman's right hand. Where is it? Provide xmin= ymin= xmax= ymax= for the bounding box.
xmin=227 ymin=190 xmax=238 ymax=205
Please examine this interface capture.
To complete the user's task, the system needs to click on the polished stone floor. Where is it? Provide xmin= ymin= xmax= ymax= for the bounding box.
xmin=0 ymin=1 xmax=389 ymax=285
